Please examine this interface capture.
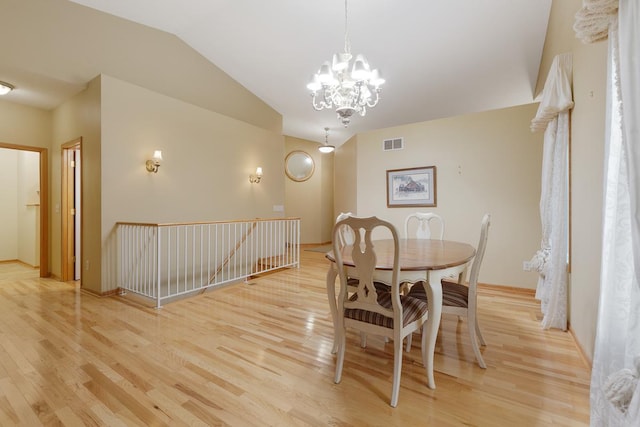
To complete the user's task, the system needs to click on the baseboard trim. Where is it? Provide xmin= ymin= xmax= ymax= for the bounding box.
xmin=478 ymin=282 xmax=536 ymax=296
xmin=0 ymin=259 xmax=39 ymax=269
xmin=569 ymin=325 xmax=593 ymax=370
xmin=81 ymin=287 xmax=120 ymax=298
xmin=301 ymin=242 xmax=331 ymax=249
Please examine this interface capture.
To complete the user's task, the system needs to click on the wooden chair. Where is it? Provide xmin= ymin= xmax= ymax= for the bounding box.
xmin=402 ymin=212 xmax=445 ymax=350
xmin=404 ymin=212 xmax=445 ymax=240
xmin=335 ymin=212 xmax=355 ymax=247
xmin=407 ymin=213 xmax=491 ymax=368
xmin=332 ymin=216 xmax=431 ymax=407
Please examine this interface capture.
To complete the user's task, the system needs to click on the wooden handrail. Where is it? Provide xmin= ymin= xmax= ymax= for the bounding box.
xmin=116 ymin=217 xmax=300 ymax=227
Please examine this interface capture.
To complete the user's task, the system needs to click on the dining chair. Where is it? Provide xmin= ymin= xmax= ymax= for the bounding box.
xmin=404 ymin=212 xmax=445 ymax=240
xmin=407 ymin=213 xmax=491 ymax=368
xmin=336 ymin=212 xmax=355 ymax=247
xmin=400 ymin=213 xmax=444 ymax=350
xmin=330 ymin=212 xmax=364 ymax=351
xmin=332 ymin=216 xmax=430 ymax=407
xmin=333 ymin=212 xmax=393 ymax=351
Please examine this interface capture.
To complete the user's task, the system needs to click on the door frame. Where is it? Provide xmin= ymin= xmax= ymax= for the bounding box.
xmin=61 ymin=138 xmax=82 ymax=282
xmin=0 ymin=142 xmax=49 ymax=278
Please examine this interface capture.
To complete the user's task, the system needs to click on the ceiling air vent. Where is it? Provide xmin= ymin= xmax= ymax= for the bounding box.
xmin=383 ymin=137 xmax=404 ymax=151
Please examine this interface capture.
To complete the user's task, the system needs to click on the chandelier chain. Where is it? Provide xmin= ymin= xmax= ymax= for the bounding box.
xmin=343 ymin=0 xmax=350 ymax=54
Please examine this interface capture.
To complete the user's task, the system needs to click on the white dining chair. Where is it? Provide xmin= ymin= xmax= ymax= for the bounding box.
xmin=407 ymin=213 xmax=491 ymax=368
xmin=336 ymin=212 xmax=355 ymax=247
xmin=404 ymin=212 xmax=445 ymax=240
xmin=332 ymin=215 xmax=430 ymax=407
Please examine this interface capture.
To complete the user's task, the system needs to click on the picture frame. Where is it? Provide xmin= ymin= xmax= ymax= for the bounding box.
xmin=386 ymin=166 xmax=437 ymax=207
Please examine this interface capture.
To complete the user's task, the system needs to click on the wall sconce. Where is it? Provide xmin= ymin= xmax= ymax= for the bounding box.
xmin=145 ymin=150 xmax=163 ymax=173
xmin=249 ymin=167 xmax=263 ymax=183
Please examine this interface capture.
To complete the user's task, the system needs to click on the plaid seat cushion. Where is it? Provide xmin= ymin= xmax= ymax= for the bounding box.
xmin=344 ymin=290 xmax=428 ymax=328
xmin=406 ymin=279 xmax=469 ymax=308
xmin=347 ymin=277 xmax=360 ymax=287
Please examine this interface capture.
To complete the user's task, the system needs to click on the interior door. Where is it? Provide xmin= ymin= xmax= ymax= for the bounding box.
xmin=62 ymin=139 xmax=81 ymax=282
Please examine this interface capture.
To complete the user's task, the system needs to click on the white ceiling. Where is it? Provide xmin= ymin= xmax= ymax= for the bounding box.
xmin=4 ymin=0 xmax=552 ymax=146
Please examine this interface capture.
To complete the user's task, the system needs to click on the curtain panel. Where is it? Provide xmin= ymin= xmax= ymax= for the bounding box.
xmin=528 ymin=53 xmax=573 ymax=331
xmin=580 ymin=0 xmax=640 ymax=425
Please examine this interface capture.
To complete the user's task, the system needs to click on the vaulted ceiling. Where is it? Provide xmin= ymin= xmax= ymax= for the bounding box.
xmin=1 ymin=0 xmax=552 ymax=145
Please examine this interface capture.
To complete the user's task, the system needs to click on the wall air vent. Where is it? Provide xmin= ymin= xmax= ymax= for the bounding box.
xmin=382 ymin=137 xmax=404 ymax=151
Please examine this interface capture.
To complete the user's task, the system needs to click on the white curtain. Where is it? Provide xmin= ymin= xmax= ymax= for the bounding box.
xmin=528 ymin=53 xmax=573 ymax=331
xmin=581 ymin=0 xmax=640 ymax=425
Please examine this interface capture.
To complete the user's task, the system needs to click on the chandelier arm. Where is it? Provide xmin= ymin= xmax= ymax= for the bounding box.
xmin=322 ymin=88 xmax=335 ymax=108
xmin=353 ymin=83 xmax=365 ymax=107
xmin=311 ymin=93 xmax=328 ymax=111
xmin=365 ymin=89 xmax=380 ymax=108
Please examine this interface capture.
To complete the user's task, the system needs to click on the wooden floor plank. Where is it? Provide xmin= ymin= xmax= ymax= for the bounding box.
xmin=0 ymin=253 xmax=590 ymax=426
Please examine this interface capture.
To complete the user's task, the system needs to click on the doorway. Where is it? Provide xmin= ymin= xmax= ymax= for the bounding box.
xmin=62 ymin=138 xmax=82 ymax=282
xmin=0 ymin=142 xmax=49 ymax=278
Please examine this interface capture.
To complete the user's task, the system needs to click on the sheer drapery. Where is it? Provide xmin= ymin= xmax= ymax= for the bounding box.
xmin=528 ymin=53 xmax=573 ymax=330
xmin=585 ymin=0 xmax=640 ymax=425
xmin=574 ymin=0 xmax=618 ymax=43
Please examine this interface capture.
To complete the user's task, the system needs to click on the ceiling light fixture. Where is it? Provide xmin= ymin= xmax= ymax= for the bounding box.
xmin=319 ymin=127 xmax=335 ymax=153
xmin=0 ymin=81 xmax=15 ymax=96
xmin=307 ymin=0 xmax=385 ymax=127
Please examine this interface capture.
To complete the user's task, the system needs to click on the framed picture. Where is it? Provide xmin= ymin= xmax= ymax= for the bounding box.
xmin=386 ymin=166 xmax=437 ymax=207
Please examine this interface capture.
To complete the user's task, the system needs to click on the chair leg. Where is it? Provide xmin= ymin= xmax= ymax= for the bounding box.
xmin=360 ymin=332 xmax=367 ymax=348
xmin=475 ymin=318 xmax=486 ymax=346
xmin=390 ymin=337 xmax=403 ymax=407
xmin=327 ymin=267 xmax=339 ymax=354
xmin=421 ymin=325 xmax=436 ymax=389
xmin=467 ymin=313 xmax=486 ymax=369
xmin=405 ymin=333 xmax=413 ymax=352
xmin=334 ymin=331 xmax=346 ymax=383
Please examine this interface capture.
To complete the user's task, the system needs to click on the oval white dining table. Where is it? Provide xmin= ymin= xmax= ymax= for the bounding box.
xmin=325 ymin=238 xmax=476 ymax=389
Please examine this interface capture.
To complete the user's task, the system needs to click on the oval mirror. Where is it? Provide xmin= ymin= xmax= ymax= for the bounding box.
xmin=285 ymin=150 xmax=315 ymax=182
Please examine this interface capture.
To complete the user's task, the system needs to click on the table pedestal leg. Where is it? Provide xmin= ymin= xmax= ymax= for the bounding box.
xmin=422 ymin=269 xmax=446 ymax=389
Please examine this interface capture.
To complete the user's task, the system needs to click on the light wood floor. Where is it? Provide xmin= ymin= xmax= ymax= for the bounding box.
xmin=0 ymin=252 xmax=590 ymax=426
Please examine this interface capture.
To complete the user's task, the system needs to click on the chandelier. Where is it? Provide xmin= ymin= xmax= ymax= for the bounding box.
xmin=307 ymin=0 xmax=385 ymax=127
xmin=319 ymin=127 xmax=335 ymax=153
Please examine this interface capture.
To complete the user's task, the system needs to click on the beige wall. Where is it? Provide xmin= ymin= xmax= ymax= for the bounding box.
xmin=334 ymin=135 xmax=358 ymax=220
xmin=341 ymin=104 xmax=543 ymax=289
xmin=284 ymin=136 xmax=334 ymax=244
xmin=100 ymin=75 xmax=286 ymax=290
xmin=537 ymin=0 xmax=607 ymax=361
xmin=52 ymin=77 xmax=102 ymax=291
xmin=0 ymin=100 xmax=52 ymax=146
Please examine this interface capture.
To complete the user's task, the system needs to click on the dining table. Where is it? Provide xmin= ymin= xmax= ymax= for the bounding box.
xmin=325 ymin=238 xmax=476 ymax=389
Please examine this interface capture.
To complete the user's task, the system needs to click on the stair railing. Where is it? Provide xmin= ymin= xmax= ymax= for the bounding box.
xmin=116 ymin=218 xmax=300 ymax=307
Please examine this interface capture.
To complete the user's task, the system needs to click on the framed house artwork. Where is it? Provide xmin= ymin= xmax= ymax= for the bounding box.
xmin=386 ymin=166 xmax=437 ymax=207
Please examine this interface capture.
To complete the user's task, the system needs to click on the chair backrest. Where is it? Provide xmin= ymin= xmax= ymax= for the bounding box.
xmin=468 ymin=214 xmax=491 ymax=290
xmin=404 ymin=212 xmax=445 ymax=239
xmin=332 ymin=216 xmax=401 ymax=319
xmin=336 ymin=212 xmax=355 ymax=247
